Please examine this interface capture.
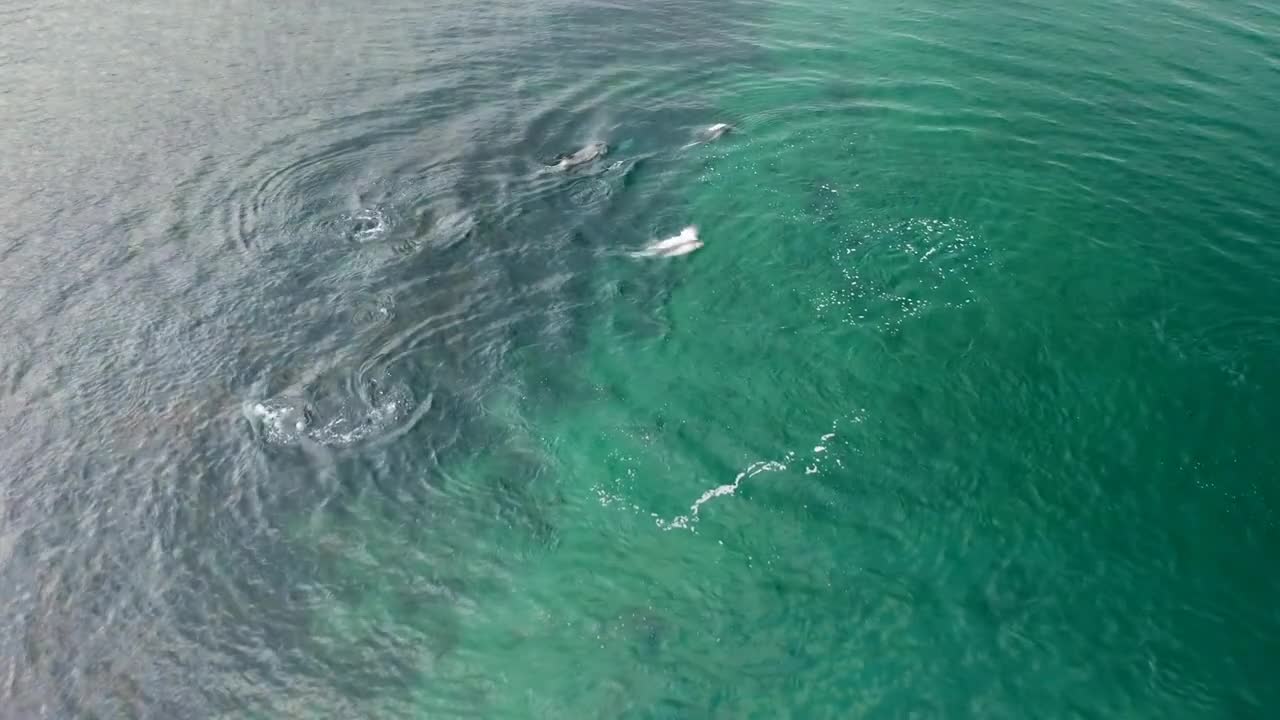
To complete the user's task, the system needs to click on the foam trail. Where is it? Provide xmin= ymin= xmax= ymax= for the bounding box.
xmin=658 ymin=460 xmax=786 ymax=531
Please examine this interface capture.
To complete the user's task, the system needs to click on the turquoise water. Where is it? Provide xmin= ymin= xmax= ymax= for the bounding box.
xmin=2 ymin=0 xmax=1279 ymax=717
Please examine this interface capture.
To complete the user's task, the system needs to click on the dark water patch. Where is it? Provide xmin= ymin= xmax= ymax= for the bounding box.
xmin=0 ymin=0 xmax=765 ymax=713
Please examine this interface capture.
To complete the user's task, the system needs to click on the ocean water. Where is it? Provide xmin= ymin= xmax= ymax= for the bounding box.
xmin=2 ymin=0 xmax=1279 ymax=717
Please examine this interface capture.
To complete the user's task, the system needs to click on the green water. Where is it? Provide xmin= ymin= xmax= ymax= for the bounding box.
xmin=293 ymin=2 xmax=1280 ymax=718
xmin=4 ymin=0 xmax=1279 ymax=717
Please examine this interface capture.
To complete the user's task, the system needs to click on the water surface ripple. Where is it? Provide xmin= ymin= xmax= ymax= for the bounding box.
xmin=1 ymin=0 xmax=1278 ymax=717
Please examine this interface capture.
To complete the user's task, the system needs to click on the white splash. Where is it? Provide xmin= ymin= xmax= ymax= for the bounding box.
xmin=308 ymin=396 xmax=405 ymax=447
xmin=657 ymin=460 xmax=786 ymax=531
xmin=248 ymin=391 xmax=408 ymax=448
xmin=348 ymin=207 xmax=389 ymax=243
xmin=247 ymin=399 xmax=311 ymax=444
xmin=592 ymin=413 xmax=867 ymax=532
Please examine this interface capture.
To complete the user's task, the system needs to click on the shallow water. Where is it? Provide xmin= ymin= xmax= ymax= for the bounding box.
xmin=3 ymin=0 xmax=1280 ymax=717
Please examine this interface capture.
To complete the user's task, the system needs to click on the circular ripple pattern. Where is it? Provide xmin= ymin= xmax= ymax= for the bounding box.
xmin=3 ymin=0 xmax=1280 ymax=718
xmin=0 ymin=0 xmax=757 ymax=717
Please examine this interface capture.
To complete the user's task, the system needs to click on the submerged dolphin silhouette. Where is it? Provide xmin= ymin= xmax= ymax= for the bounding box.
xmin=682 ymin=123 xmax=734 ymax=149
xmin=550 ymin=141 xmax=608 ymax=171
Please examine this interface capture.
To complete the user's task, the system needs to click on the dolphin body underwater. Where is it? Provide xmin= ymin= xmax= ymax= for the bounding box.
xmin=549 ymin=141 xmax=609 ymax=171
xmin=682 ymin=123 xmax=733 ymax=148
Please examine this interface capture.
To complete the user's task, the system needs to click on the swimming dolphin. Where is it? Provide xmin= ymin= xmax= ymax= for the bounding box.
xmin=682 ymin=123 xmax=734 ymax=149
xmin=703 ymin=123 xmax=732 ymax=141
xmin=551 ymin=141 xmax=608 ymax=171
xmin=631 ymin=226 xmax=702 ymax=258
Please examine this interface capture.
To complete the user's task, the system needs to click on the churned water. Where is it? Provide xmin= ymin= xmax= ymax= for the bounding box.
xmin=2 ymin=0 xmax=1279 ymax=717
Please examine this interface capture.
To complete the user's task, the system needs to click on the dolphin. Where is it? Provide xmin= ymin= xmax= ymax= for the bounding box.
xmin=550 ymin=141 xmax=608 ymax=171
xmin=703 ymin=123 xmax=732 ymax=141
xmin=631 ymin=226 xmax=702 ymax=258
xmin=682 ymin=123 xmax=734 ymax=149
